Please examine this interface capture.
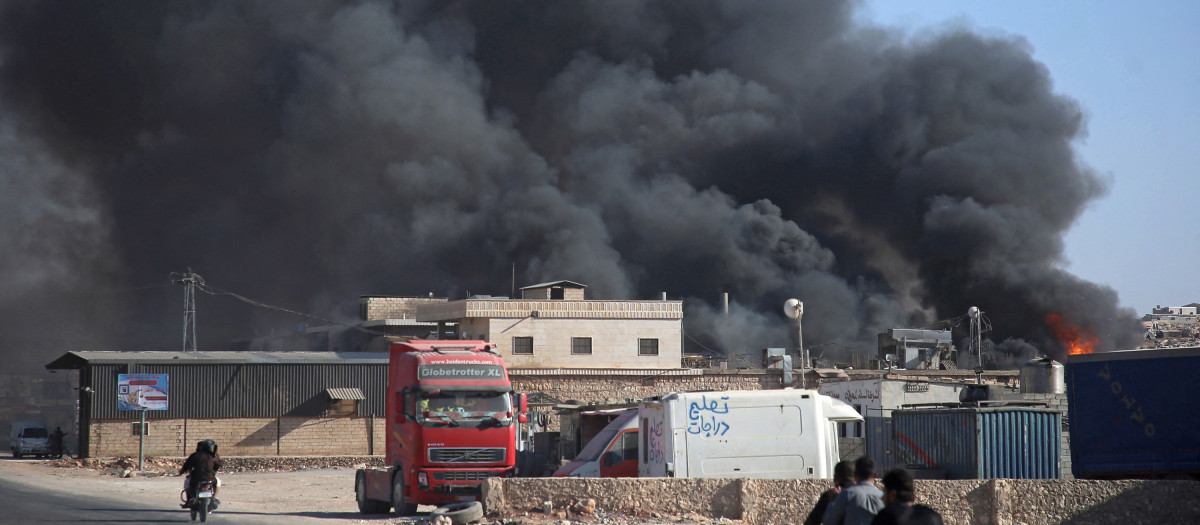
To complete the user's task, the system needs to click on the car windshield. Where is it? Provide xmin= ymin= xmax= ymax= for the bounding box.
xmin=22 ymin=428 xmax=48 ymax=438
xmin=417 ymin=391 xmax=512 ymax=428
xmin=574 ymin=411 xmax=636 ymax=462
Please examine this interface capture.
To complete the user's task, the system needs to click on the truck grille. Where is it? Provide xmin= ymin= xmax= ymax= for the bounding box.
xmin=428 ymin=447 xmax=506 ymax=464
xmin=433 ymin=471 xmax=502 ymax=481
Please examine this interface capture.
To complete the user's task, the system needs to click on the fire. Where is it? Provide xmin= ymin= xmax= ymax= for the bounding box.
xmin=1045 ymin=313 xmax=1097 ymax=356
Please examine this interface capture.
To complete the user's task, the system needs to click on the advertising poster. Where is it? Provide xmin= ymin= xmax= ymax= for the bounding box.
xmin=117 ymin=374 xmax=169 ymax=411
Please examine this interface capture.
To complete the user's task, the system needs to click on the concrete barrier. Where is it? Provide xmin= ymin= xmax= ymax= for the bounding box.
xmin=482 ymin=477 xmax=1200 ymax=525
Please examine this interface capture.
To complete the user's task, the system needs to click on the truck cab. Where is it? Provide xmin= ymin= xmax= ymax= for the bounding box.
xmin=357 ymin=340 xmax=525 ymax=515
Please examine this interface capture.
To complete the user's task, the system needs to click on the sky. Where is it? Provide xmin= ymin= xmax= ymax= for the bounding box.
xmin=862 ymin=0 xmax=1200 ymax=314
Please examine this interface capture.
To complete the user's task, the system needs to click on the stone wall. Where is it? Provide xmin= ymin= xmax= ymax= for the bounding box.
xmin=88 ymin=416 xmax=386 ymax=457
xmin=491 ymin=317 xmax=683 ymax=369
xmin=510 ymin=370 xmax=780 ymax=409
xmin=482 ymin=477 xmax=1200 ymax=525
xmin=360 ymin=296 xmax=447 ymax=321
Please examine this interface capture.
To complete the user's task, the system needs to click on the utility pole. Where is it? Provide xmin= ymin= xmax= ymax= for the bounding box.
xmin=172 ymin=270 xmax=204 ymax=352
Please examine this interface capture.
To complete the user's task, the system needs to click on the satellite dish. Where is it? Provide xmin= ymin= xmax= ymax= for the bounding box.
xmin=968 ymin=306 xmax=980 ymax=319
xmin=784 ymin=298 xmax=803 ymax=319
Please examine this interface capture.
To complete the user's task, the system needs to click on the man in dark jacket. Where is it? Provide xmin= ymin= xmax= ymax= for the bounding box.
xmin=180 ymin=440 xmax=222 ymax=508
xmin=871 ymin=468 xmax=943 ymax=525
xmin=805 ymin=460 xmax=855 ymax=525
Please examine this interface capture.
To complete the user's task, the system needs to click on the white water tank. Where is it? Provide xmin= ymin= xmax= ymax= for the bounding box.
xmin=1019 ymin=357 xmax=1065 ymax=394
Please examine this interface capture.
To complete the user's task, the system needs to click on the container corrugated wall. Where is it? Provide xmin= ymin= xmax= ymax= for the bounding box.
xmin=892 ymin=407 xmax=1061 ymax=479
xmin=865 ymin=416 xmax=897 ymax=473
xmin=84 ymin=363 xmax=388 ymax=419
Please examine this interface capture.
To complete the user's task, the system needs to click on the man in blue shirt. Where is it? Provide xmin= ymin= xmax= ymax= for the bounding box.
xmin=822 ymin=457 xmax=885 ymax=525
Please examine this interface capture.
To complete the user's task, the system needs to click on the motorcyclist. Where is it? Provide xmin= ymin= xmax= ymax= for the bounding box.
xmin=179 ymin=439 xmax=222 ymax=509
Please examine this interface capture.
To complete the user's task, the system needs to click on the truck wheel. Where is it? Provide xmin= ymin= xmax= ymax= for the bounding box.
xmin=391 ymin=474 xmax=417 ymax=516
xmin=355 ymin=471 xmax=389 ymax=514
xmin=430 ymin=501 xmax=484 ymax=525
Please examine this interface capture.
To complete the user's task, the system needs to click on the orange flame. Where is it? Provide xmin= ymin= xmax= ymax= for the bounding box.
xmin=1045 ymin=313 xmax=1097 ymax=356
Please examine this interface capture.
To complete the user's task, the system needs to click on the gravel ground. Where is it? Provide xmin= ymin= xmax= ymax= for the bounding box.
xmin=0 ymin=457 xmax=733 ymax=525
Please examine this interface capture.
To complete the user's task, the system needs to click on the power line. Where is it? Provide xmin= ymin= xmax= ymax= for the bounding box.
xmin=192 ymin=279 xmax=388 ymax=337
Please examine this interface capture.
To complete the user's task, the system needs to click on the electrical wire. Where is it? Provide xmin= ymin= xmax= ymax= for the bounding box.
xmin=193 ymin=281 xmax=389 ymax=337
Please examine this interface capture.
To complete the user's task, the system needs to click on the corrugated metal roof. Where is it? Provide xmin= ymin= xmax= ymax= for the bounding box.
xmin=325 ymin=387 xmax=366 ymax=400
xmin=46 ymin=350 xmax=389 ymax=369
xmin=520 ymin=280 xmax=587 ymax=290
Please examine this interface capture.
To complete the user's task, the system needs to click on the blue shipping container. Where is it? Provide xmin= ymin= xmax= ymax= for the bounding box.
xmin=1066 ymin=347 xmax=1200 ymax=479
xmin=893 ymin=407 xmax=1061 ymax=479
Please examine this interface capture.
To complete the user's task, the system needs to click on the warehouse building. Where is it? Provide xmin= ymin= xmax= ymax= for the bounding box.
xmin=44 ymin=351 xmax=388 ymax=458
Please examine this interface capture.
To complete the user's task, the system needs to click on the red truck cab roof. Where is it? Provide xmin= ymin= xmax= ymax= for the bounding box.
xmin=391 ymin=339 xmax=510 ymax=390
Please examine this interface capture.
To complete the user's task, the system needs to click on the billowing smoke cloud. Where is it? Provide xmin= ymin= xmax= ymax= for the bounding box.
xmin=0 ymin=0 xmax=1142 ymax=376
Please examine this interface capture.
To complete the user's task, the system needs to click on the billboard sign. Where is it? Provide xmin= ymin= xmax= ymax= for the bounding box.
xmin=117 ymin=374 xmax=169 ymax=411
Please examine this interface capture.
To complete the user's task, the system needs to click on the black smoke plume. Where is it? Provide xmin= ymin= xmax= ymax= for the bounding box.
xmin=0 ymin=1 xmax=1142 ymax=377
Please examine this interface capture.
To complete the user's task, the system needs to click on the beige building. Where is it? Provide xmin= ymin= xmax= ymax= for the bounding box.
xmin=417 ymin=281 xmax=684 ymax=369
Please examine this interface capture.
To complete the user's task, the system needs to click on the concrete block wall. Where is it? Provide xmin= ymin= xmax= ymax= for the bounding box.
xmin=482 ymin=477 xmax=1200 ymax=525
xmin=361 ymin=296 xmax=446 ymax=321
xmin=490 ymin=317 xmax=683 ymax=369
xmin=278 ymin=417 xmax=376 ymax=455
xmin=88 ymin=416 xmax=387 ymax=457
xmin=511 ymin=371 xmax=778 ymax=405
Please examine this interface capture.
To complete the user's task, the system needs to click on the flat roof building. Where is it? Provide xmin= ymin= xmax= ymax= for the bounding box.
xmin=418 ymin=281 xmax=684 ymax=369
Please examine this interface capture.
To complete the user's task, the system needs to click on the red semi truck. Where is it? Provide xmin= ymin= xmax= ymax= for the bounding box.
xmin=355 ymin=339 xmax=526 ymax=515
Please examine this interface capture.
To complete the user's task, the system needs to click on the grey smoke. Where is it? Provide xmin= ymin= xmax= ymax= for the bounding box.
xmin=0 ymin=1 xmax=1142 ymax=377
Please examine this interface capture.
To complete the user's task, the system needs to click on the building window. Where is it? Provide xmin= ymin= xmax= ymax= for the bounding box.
xmin=512 ymin=336 xmax=533 ymax=355
xmin=638 ymin=338 xmax=659 ymax=356
xmin=571 ymin=337 xmax=592 ymax=355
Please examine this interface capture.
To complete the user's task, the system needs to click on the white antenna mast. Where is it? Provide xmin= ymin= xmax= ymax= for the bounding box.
xmin=784 ymin=298 xmax=805 ymax=385
xmin=968 ymin=306 xmax=983 ymax=384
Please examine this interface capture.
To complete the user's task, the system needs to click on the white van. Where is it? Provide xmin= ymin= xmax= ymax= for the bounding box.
xmin=9 ymin=420 xmax=50 ymax=458
xmin=638 ymin=389 xmax=861 ymax=478
xmin=552 ymin=409 xmax=639 ymax=478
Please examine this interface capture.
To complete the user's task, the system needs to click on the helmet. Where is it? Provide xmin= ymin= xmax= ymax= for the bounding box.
xmin=197 ymin=439 xmax=217 ymax=455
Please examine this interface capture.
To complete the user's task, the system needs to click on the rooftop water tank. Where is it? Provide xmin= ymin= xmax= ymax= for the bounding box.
xmin=1020 ymin=357 xmax=1065 ymax=394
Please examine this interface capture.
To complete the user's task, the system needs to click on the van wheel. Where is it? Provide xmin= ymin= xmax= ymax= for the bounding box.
xmin=431 ymin=501 xmax=484 ymax=525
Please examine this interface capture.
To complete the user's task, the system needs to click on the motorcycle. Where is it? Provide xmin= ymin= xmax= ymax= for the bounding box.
xmin=180 ymin=479 xmax=219 ymax=522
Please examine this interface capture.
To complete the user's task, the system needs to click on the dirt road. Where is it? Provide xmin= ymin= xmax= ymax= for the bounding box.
xmin=0 ymin=457 xmax=396 ymax=524
xmin=0 ymin=457 xmax=722 ymax=525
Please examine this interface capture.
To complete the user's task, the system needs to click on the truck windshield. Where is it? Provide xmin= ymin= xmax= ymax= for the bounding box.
xmin=417 ymin=391 xmax=513 ymax=428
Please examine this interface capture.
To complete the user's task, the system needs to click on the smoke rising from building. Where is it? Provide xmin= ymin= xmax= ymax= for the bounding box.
xmin=0 ymin=1 xmax=1142 ymax=373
